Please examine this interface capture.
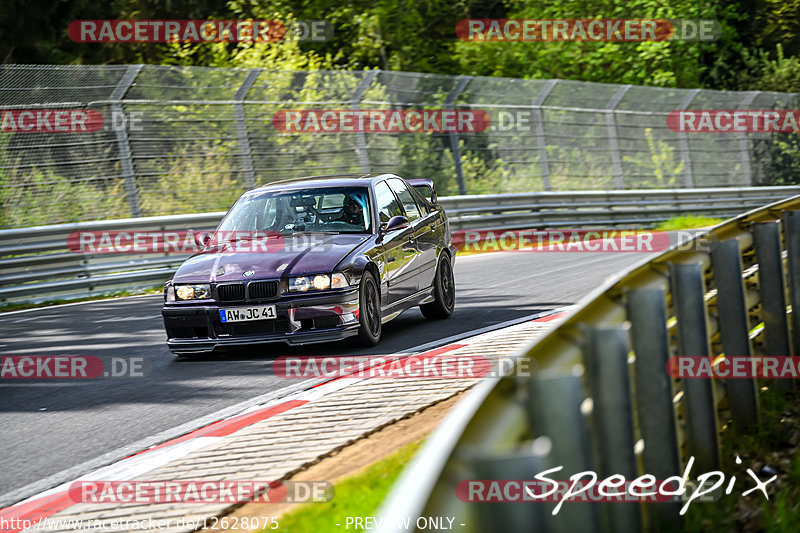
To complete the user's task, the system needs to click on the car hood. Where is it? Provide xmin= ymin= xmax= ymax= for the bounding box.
xmin=171 ymin=233 xmax=371 ymax=283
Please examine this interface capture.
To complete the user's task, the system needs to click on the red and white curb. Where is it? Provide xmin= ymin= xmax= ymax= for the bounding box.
xmin=0 ymin=309 xmax=567 ymax=532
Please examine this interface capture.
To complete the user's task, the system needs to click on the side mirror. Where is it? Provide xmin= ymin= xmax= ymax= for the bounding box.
xmin=412 ymin=183 xmax=437 ymax=204
xmin=381 ymin=215 xmax=409 ymax=234
xmin=194 ymin=231 xmax=213 ymax=248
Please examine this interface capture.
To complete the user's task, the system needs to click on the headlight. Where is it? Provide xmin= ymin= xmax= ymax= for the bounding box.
xmin=166 ymin=285 xmax=175 ymax=302
xmin=331 ymin=272 xmax=350 ymax=289
xmin=175 ymin=284 xmax=211 ymax=300
xmin=290 ymin=276 xmax=311 ymax=292
xmin=313 ymin=274 xmax=331 ymax=290
xmin=289 ymin=273 xmax=351 ymax=292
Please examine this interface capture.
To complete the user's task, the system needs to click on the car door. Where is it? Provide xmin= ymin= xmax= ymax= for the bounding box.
xmin=388 ymin=178 xmax=437 ymax=290
xmin=374 ymin=180 xmax=419 ymax=304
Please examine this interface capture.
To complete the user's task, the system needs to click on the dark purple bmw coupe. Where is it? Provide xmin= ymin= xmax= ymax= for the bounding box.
xmin=162 ymin=174 xmax=456 ymax=354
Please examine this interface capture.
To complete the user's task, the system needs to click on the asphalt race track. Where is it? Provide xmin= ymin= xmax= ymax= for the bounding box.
xmin=0 ymin=249 xmax=658 ymax=499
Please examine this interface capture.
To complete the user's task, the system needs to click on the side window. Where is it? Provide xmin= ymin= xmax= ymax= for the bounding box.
xmin=374 ymin=181 xmax=404 ymax=224
xmin=408 ymin=185 xmax=431 ymax=214
xmin=387 ymin=179 xmax=422 ymax=221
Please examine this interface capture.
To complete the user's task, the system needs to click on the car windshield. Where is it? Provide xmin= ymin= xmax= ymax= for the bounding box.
xmin=217 ymin=186 xmax=372 ymax=236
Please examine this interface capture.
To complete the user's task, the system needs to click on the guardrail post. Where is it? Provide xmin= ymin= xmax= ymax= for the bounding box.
xmin=471 ymin=450 xmax=550 ymax=532
xmin=753 ymin=221 xmax=793 ymax=392
xmin=783 ymin=211 xmax=800 ymax=357
xmin=584 ymin=325 xmax=641 ymax=533
xmin=669 ymin=262 xmax=720 ymax=472
xmin=111 ymin=65 xmax=143 ymax=218
xmin=234 ymin=68 xmax=263 ymax=189
xmin=446 ymin=76 xmax=472 ymax=195
xmin=528 ymin=374 xmax=600 ymax=532
xmin=626 ymin=289 xmax=683 ymax=527
xmin=605 ymin=85 xmax=631 ymax=190
xmin=532 ymin=80 xmax=558 ymax=192
xmin=710 ymin=238 xmax=759 ymax=426
xmin=351 ymin=70 xmax=379 ymax=173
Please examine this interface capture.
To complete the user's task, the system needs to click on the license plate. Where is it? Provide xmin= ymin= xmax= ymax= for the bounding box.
xmin=219 ymin=306 xmax=276 ymax=323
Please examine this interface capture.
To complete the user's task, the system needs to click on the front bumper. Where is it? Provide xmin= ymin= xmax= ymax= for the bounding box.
xmin=162 ymin=288 xmax=360 ymax=353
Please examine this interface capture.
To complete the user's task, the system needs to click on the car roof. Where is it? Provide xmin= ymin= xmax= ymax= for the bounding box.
xmin=251 ymin=173 xmax=399 ymax=192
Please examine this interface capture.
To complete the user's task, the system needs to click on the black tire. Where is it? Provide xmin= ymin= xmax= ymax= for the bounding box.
xmin=356 ymin=271 xmax=382 ymax=345
xmin=420 ymin=254 xmax=455 ymax=319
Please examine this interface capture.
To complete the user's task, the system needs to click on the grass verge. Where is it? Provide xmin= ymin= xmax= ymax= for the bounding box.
xmin=654 ymin=215 xmax=725 ymax=231
xmin=263 ymin=439 xmax=423 ymax=532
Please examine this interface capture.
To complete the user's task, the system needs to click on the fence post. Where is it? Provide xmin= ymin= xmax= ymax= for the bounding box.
xmin=528 ymin=373 xmax=600 ymax=532
xmin=584 ymin=325 xmax=641 ymax=533
xmin=738 ymin=91 xmax=760 ymax=186
xmin=669 ymin=262 xmax=720 ymax=472
xmin=350 ymin=70 xmax=379 ymax=173
xmin=626 ymin=289 xmax=683 ymax=527
xmin=234 ymin=68 xmax=263 ymax=189
xmin=783 ymin=211 xmax=800 ymax=357
xmin=532 ymin=79 xmax=558 ymax=191
xmin=446 ymin=76 xmax=472 ymax=195
xmin=606 ymin=85 xmax=631 ymax=190
xmin=110 ymin=64 xmax=143 ymax=218
xmin=677 ymin=89 xmax=699 ymax=188
xmin=710 ymin=238 xmax=760 ymax=426
xmin=753 ymin=220 xmax=793 ymax=391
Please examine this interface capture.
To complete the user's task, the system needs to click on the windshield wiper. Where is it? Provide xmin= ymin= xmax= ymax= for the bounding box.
xmin=284 ymin=230 xmax=342 ymax=235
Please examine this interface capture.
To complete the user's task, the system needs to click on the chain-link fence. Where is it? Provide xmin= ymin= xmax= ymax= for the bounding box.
xmin=1 ymin=64 xmax=798 ymax=228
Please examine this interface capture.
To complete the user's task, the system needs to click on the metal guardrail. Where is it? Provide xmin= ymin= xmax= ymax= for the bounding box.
xmin=0 ymin=212 xmax=224 ymax=302
xmin=1 ymin=186 xmax=798 ymax=304
xmin=377 ymin=193 xmax=800 ymax=532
